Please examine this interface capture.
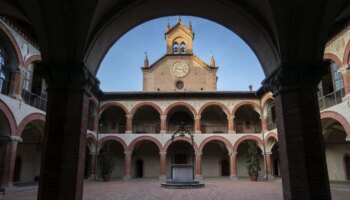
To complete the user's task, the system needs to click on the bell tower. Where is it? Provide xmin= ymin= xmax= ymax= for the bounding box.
xmin=165 ymin=16 xmax=195 ymax=55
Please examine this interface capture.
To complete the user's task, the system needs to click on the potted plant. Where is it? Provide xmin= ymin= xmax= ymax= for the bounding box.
xmin=246 ymin=142 xmax=261 ymax=181
xmin=98 ymin=147 xmax=116 ymax=182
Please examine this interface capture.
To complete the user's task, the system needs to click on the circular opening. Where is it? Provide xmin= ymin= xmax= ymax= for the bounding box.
xmin=176 ymin=81 xmax=184 ymax=89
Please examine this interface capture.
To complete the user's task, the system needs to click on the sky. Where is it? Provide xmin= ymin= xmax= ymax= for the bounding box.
xmin=97 ymin=16 xmax=265 ymax=92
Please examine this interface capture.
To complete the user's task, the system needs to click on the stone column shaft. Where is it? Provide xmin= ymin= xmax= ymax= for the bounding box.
xmin=125 ymin=115 xmax=133 ymax=134
xmin=261 ymin=117 xmax=268 ymax=132
xmin=9 ymin=66 xmax=25 ymax=99
xmin=89 ymin=152 xmax=97 ymax=179
xmin=195 ymin=153 xmax=202 ymax=179
xmin=160 ymin=115 xmax=167 ymax=134
xmin=228 ymin=115 xmax=235 ymax=134
xmin=264 ymin=152 xmax=273 ymax=178
xmin=194 ymin=115 xmax=201 ymax=134
xmin=124 ymin=151 xmax=132 ymax=180
xmin=229 ymin=152 xmax=237 ymax=178
xmin=159 ymin=152 xmax=166 ymax=180
xmin=0 ymin=141 xmax=18 ymax=187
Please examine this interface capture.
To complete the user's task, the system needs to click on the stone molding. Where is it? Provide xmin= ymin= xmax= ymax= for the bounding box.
xmin=262 ymin=62 xmax=329 ymax=95
xmin=0 ymin=135 xmax=22 ymax=143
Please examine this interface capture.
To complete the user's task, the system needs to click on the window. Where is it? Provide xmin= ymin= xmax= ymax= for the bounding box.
xmin=176 ymin=81 xmax=184 ymax=89
xmin=0 ymin=43 xmax=10 ymax=94
xmin=330 ymin=61 xmax=344 ymax=91
xmin=173 ymin=43 xmax=178 ymax=54
xmin=181 ymin=43 xmax=186 ymax=54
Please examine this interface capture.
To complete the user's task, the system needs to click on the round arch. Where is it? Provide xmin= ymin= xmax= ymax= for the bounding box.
xmin=264 ymin=132 xmax=278 ymax=143
xmin=321 ymin=111 xmax=350 ymax=137
xmin=130 ymin=102 xmax=163 ymax=115
xmin=324 ymin=53 xmax=342 ymax=68
xmin=232 ymin=101 xmax=262 ymax=116
xmin=17 ymin=113 xmax=45 ymax=136
xmin=233 ymin=135 xmax=263 ymax=152
xmin=198 ymin=136 xmax=233 ymax=153
xmin=23 ymin=55 xmax=41 ymax=68
xmin=100 ymin=102 xmax=129 ymax=115
xmin=198 ymin=102 xmax=231 ymax=116
xmin=343 ymin=39 xmax=350 ymax=65
xmin=163 ymin=137 xmax=199 ymax=153
xmin=164 ymin=102 xmax=197 ymax=116
xmin=127 ymin=136 xmax=163 ymax=152
xmin=0 ymin=21 xmax=23 ymax=65
xmin=98 ymin=136 xmax=127 ymax=152
xmin=0 ymin=99 xmax=17 ymax=135
xmin=86 ymin=133 xmax=97 ymax=152
xmin=85 ymin=0 xmax=280 ymax=76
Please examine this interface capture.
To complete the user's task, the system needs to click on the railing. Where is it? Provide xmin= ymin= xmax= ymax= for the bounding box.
xmin=99 ymin=126 xmax=126 ymax=134
xmin=22 ymin=89 xmax=47 ymax=111
xmin=201 ymin=126 xmax=228 ymax=133
xmin=133 ymin=126 xmax=160 ymax=133
xmin=235 ymin=125 xmax=261 ymax=133
xmin=267 ymin=122 xmax=277 ymax=130
xmin=0 ymin=76 xmax=9 ymax=95
xmin=318 ymin=89 xmax=344 ymax=111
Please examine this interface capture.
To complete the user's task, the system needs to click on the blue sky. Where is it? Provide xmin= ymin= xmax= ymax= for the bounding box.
xmin=97 ymin=16 xmax=265 ymax=92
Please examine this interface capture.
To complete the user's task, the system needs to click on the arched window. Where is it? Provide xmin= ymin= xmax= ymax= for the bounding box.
xmin=0 ymin=40 xmax=10 ymax=94
xmin=181 ymin=43 xmax=186 ymax=54
xmin=173 ymin=43 xmax=178 ymax=54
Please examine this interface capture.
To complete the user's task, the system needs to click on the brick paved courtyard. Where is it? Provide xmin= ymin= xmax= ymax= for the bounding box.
xmin=1 ymin=179 xmax=350 ymax=200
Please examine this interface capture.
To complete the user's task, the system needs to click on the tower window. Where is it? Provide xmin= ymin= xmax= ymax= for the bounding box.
xmin=181 ymin=43 xmax=186 ymax=54
xmin=173 ymin=43 xmax=179 ymax=54
xmin=176 ymin=81 xmax=184 ymax=89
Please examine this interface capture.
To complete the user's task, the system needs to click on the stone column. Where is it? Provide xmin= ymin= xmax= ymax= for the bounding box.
xmin=194 ymin=115 xmax=201 ymax=134
xmin=228 ymin=152 xmax=238 ymax=179
xmin=195 ymin=152 xmax=202 ymax=180
xmin=125 ymin=114 xmax=133 ymax=134
xmin=159 ymin=151 xmax=167 ymax=180
xmin=341 ymin=66 xmax=350 ymax=101
xmin=37 ymin=64 xmax=98 ymax=200
xmin=93 ymin=114 xmax=98 ymax=132
xmin=160 ymin=115 xmax=167 ymax=134
xmin=228 ymin=115 xmax=235 ymax=133
xmin=261 ymin=117 xmax=268 ymax=132
xmin=262 ymin=64 xmax=331 ymax=199
xmin=263 ymin=152 xmax=273 ymax=179
xmin=89 ymin=152 xmax=97 ymax=180
xmin=0 ymin=136 xmax=21 ymax=187
xmin=8 ymin=65 xmax=25 ymax=99
xmin=124 ymin=151 xmax=132 ymax=180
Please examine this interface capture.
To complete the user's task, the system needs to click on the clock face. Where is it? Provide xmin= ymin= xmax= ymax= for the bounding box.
xmin=171 ymin=61 xmax=189 ymax=78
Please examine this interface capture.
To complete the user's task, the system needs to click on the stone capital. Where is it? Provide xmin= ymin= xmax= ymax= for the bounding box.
xmin=124 ymin=151 xmax=132 ymax=156
xmin=228 ymin=151 xmax=237 ymax=156
xmin=339 ymin=64 xmax=350 ymax=74
xmin=125 ymin=114 xmax=134 ymax=119
xmin=0 ymin=135 xmax=22 ymax=143
xmin=160 ymin=115 xmax=167 ymax=120
xmin=261 ymin=62 xmax=328 ymax=95
xmin=159 ymin=151 xmax=167 ymax=156
xmin=35 ymin=62 xmax=99 ymax=92
xmin=195 ymin=152 xmax=203 ymax=156
xmin=194 ymin=115 xmax=201 ymax=120
xmin=227 ymin=115 xmax=235 ymax=120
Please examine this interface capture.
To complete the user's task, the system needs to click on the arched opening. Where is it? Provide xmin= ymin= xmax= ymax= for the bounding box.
xmin=14 ymin=120 xmax=44 ymax=183
xmin=318 ymin=60 xmax=345 ymax=110
xmin=322 ymin=118 xmax=350 ymax=181
xmin=100 ymin=106 xmax=126 ymax=133
xmin=345 ymin=154 xmax=350 ymax=181
xmin=173 ymin=42 xmax=179 ymax=54
xmin=202 ymin=140 xmax=229 ymax=178
xmin=21 ymin=62 xmax=47 ymax=111
xmin=132 ymin=106 xmax=160 ymax=133
xmin=135 ymin=159 xmax=144 ymax=178
xmin=236 ymin=140 xmax=263 ymax=178
xmin=131 ymin=141 xmax=160 ymax=178
xmin=221 ymin=159 xmax=230 ymax=176
xmin=0 ymin=30 xmax=18 ymax=95
xmin=0 ymin=109 xmax=10 ymax=136
xmin=264 ymin=99 xmax=276 ymax=131
xmin=98 ymin=140 xmax=125 ymax=179
xmin=167 ymin=106 xmax=194 ymax=133
xmin=180 ymin=42 xmax=186 ymax=54
xmin=266 ymin=136 xmax=279 ymax=177
xmin=234 ymin=105 xmax=261 ymax=133
xmin=87 ymin=100 xmax=97 ymax=131
xmin=201 ymin=105 xmax=228 ymax=133
xmin=166 ymin=141 xmax=195 ymax=178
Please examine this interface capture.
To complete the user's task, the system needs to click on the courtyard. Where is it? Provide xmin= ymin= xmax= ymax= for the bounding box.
xmin=1 ymin=179 xmax=350 ymax=200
